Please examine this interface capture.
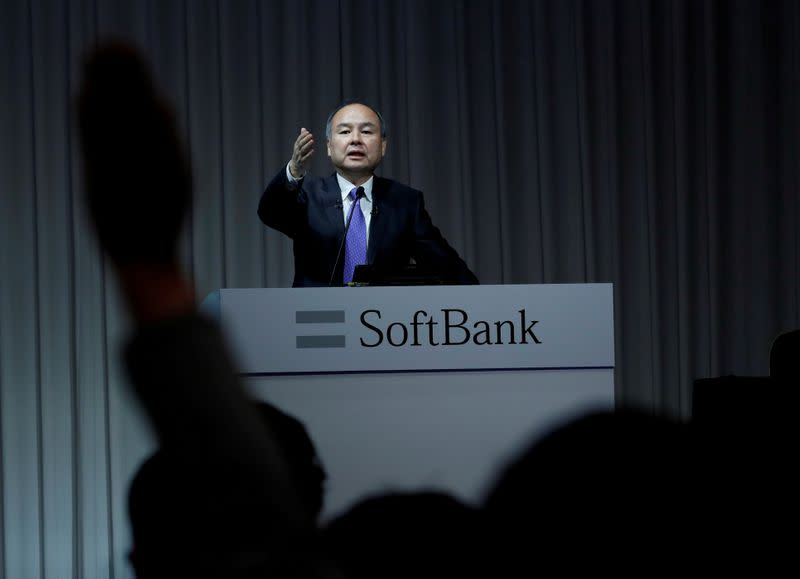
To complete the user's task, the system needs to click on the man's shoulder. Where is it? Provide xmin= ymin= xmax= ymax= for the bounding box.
xmin=374 ymin=175 xmax=423 ymax=200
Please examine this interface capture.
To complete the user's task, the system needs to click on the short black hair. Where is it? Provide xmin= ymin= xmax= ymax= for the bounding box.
xmin=325 ymin=99 xmax=387 ymax=140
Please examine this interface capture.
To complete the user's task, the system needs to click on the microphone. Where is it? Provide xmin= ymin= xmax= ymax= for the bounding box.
xmin=371 ymin=204 xmax=379 ymax=216
xmin=329 ymin=187 xmax=365 ymax=287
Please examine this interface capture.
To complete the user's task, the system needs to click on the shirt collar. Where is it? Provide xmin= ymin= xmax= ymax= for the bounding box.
xmin=336 ymin=173 xmax=374 ymax=203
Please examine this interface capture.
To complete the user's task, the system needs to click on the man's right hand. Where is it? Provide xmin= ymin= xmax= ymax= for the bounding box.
xmin=288 ymin=128 xmax=314 ymax=179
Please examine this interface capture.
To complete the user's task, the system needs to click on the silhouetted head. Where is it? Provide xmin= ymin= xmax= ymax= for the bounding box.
xmin=128 ymin=402 xmax=326 ymax=577
xmin=254 ymin=402 xmax=326 ymax=521
xmin=483 ymin=411 xmax=699 ymax=571
xmin=323 ymin=491 xmax=488 ymax=579
xmin=769 ymin=329 xmax=800 ymax=381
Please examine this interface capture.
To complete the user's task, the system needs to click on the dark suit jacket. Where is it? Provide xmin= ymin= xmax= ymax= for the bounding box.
xmin=258 ymin=169 xmax=479 ymax=287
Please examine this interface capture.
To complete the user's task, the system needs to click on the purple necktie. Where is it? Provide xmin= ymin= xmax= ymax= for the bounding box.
xmin=343 ymin=187 xmax=367 ymax=283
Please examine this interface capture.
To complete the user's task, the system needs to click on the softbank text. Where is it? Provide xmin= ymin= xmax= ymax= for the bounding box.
xmin=359 ymin=308 xmax=542 ymax=347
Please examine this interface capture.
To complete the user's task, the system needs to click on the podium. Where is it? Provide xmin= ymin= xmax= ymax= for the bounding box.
xmin=204 ymin=284 xmax=615 ymax=520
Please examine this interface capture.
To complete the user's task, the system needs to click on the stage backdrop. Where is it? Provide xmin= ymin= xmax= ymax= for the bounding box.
xmin=1 ymin=0 xmax=798 ymax=577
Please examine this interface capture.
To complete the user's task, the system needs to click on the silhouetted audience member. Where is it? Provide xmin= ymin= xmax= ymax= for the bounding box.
xmin=483 ymin=411 xmax=701 ymax=573
xmin=78 ymin=41 xmax=333 ymax=578
xmin=128 ymin=402 xmax=327 ymax=576
xmin=689 ymin=332 xmax=798 ymax=567
xmin=769 ymin=329 xmax=800 ymax=382
xmin=253 ymin=402 xmax=327 ymax=523
xmin=127 ymin=451 xmax=235 ymax=577
xmin=323 ymin=492 xmax=489 ymax=579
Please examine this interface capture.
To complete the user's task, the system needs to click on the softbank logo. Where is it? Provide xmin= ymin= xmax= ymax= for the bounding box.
xmin=295 ymin=308 xmax=542 ymax=349
xmin=295 ymin=310 xmax=347 ymax=348
xmin=359 ymin=309 xmax=542 ymax=347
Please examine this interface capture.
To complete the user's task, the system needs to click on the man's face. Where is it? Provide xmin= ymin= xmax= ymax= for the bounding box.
xmin=327 ymin=104 xmax=387 ymax=179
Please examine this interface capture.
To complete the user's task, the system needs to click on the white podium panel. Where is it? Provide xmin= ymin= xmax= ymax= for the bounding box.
xmin=218 ymin=284 xmax=613 ymax=374
xmin=209 ymin=284 xmax=615 ymax=520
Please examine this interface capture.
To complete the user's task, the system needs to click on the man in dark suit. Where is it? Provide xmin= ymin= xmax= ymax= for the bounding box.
xmin=258 ymin=101 xmax=479 ymax=287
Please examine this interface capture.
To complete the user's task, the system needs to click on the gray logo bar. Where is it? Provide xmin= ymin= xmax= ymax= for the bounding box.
xmin=296 ymin=310 xmax=346 ymax=324
xmin=296 ymin=335 xmax=346 ymax=349
xmin=296 ymin=309 xmax=346 ymax=348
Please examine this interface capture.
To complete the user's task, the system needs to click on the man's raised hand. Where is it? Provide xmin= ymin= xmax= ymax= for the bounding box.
xmin=288 ymin=128 xmax=314 ymax=179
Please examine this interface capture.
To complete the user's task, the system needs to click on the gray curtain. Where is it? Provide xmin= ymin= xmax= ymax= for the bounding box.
xmin=1 ymin=0 xmax=798 ymax=577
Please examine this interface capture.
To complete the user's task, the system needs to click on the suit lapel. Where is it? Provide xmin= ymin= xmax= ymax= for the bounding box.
xmin=367 ymin=177 xmax=387 ymax=264
xmin=322 ymin=173 xmax=345 ymax=235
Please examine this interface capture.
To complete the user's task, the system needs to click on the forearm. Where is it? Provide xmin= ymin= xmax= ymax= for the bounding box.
xmin=115 ymin=262 xmax=195 ymax=324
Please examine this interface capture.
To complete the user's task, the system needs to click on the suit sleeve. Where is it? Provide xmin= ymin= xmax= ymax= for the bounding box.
xmin=258 ymin=167 xmax=305 ymax=239
xmin=411 ymin=192 xmax=479 ymax=285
